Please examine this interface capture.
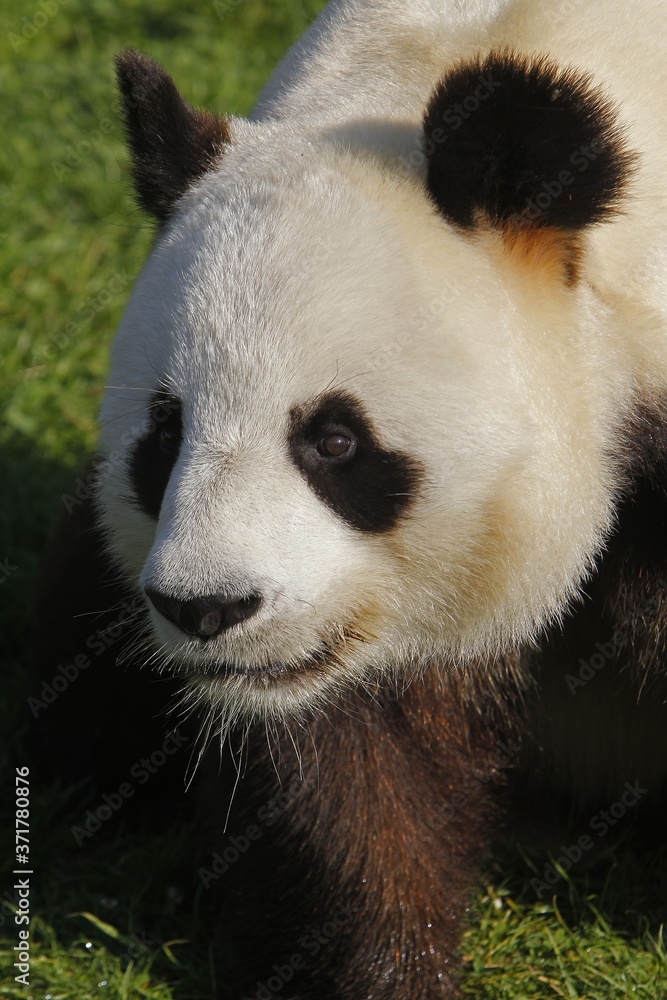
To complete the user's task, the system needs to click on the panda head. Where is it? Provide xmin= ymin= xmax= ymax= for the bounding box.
xmin=97 ymin=50 xmax=634 ymax=723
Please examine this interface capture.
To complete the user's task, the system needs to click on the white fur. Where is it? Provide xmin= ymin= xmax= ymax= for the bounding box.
xmin=97 ymin=0 xmax=667 ymax=723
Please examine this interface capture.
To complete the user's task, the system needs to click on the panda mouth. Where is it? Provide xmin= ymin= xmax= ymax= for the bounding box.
xmin=176 ymin=610 xmax=377 ymax=685
xmin=187 ymin=644 xmax=331 ymax=682
xmin=197 ymin=660 xmax=306 ymax=679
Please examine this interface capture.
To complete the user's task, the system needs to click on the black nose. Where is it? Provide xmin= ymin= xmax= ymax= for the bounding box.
xmin=145 ymin=588 xmax=262 ymax=638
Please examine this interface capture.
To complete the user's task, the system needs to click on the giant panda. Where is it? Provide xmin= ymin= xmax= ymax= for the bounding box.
xmin=48 ymin=0 xmax=667 ymax=995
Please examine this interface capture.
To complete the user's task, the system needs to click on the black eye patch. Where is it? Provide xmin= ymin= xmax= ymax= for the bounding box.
xmin=129 ymin=391 xmax=182 ymax=520
xmin=289 ymin=391 xmax=423 ymax=533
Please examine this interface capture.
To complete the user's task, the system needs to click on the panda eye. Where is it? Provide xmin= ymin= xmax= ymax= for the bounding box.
xmin=153 ymin=398 xmax=182 ymax=458
xmin=129 ymin=393 xmax=182 ymax=521
xmin=317 ymin=431 xmax=356 ymax=460
xmin=159 ymin=425 xmax=179 ymax=455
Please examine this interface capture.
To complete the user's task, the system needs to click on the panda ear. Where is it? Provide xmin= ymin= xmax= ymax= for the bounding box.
xmin=115 ymin=50 xmax=230 ymax=222
xmin=423 ymin=51 xmax=635 ymax=282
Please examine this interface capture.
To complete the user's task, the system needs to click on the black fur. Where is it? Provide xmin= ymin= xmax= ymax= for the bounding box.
xmin=28 ymin=479 xmax=191 ymax=824
xmin=520 ymin=404 xmax=667 ymax=810
xmin=129 ymin=392 xmax=182 ymax=520
xmin=115 ymin=50 xmax=230 ymax=221
xmin=289 ymin=391 xmax=423 ymax=533
xmin=423 ymin=50 xmax=635 ymax=231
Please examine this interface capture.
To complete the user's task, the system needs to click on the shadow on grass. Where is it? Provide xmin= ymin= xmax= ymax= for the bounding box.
xmin=504 ymin=832 xmax=667 ymax=938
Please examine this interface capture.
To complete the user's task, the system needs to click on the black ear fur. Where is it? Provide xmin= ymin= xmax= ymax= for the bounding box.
xmin=423 ymin=50 xmax=635 ymax=232
xmin=115 ymin=50 xmax=230 ymax=221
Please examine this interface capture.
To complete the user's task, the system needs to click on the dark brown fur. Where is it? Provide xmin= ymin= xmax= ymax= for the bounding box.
xmin=201 ymin=674 xmax=515 ymax=998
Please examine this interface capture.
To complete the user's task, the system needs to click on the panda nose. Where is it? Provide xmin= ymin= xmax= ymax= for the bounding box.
xmin=145 ymin=588 xmax=262 ymax=638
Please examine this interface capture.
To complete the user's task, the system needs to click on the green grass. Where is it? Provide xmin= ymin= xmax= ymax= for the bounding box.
xmin=1 ymin=1 xmax=666 ymax=996
xmin=460 ymin=846 xmax=667 ymax=998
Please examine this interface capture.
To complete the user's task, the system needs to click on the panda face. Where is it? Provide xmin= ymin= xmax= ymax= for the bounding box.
xmin=97 ymin=53 xmax=634 ymax=722
xmin=96 ymin=157 xmax=466 ymax=719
